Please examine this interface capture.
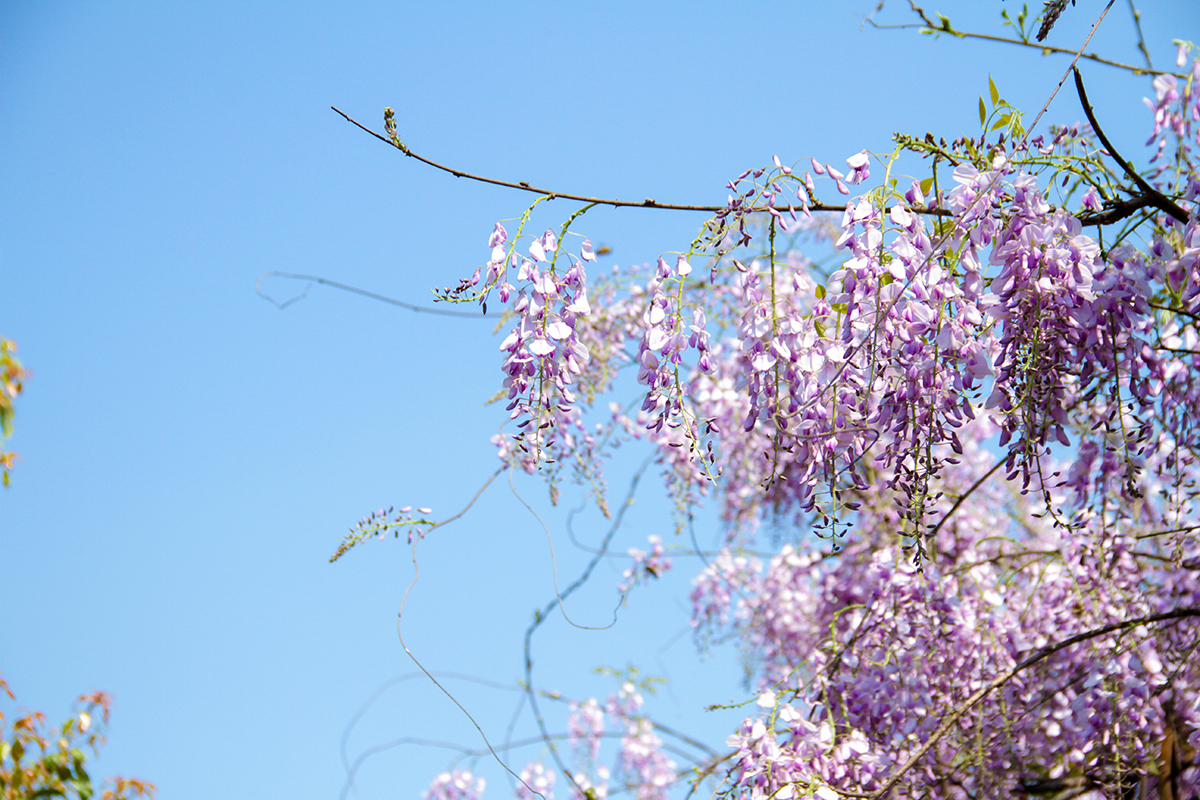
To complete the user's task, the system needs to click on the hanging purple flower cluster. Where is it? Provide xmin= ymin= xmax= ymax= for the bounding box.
xmin=402 ymin=42 xmax=1200 ymax=800
xmin=478 ymin=222 xmax=610 ymax=502
xmin=698 ymin=512 xmax=1200 ymax=798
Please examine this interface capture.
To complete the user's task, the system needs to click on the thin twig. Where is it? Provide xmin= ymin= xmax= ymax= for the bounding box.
xmin=332 ymin=105 xmax=1131 ymax=229
xmin=339 ymin=671 xmax=527 ymax=800
xmin=393 ymin=468 xmax=542 ymax=797
xmin=879 ymin=4 xmax=1186 ymax=78
xmin=521 ymin=460 xmax=652 ymax=794
xmin=1147 ymin=302 xmax=1200 ymax=322
xmin=925 ymin=458 xmax=1006 ymax=546
xmin=1135 ymin=524 xmax=1200 ymax=540
xmin=1125 ymin=0 xmax=1153 ymax=71
xmin=256 ymin=271 xmax=485 ymax=318
xmin=1024 ymin=0 xmax=1117 ymax=138
xmin=330 ymin=106 xmax=955 ymax=221
xmin=332 ymin=106 xmax=804 ymax=213
xmin=651 ymin=720 xmax=720 ymax=759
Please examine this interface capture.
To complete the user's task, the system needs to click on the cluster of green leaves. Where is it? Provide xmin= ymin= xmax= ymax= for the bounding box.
xmin=0 ymin=677 xmax=154 ymax=800
xmin=1000 ymin=2 xmax=1036 ymax=44
xmin=979 ymin=75 xmax=1026 ymax=139
xmin=0 ymin=339 xmax=26 ymax=487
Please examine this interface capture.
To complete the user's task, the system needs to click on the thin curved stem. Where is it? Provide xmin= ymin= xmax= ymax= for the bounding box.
xmin=257 ymin=271 xmax=486 ymax=317
xmin=1126 ymin=0 xmax=1153 ymax=71
xmin=1147 ymin=302 xmax=1200 ymax=322
xmin=330 ymin=106 xmax=951 ymax=220
xmin=878 ymin=3 xmax=1187 ymax=79
xmin=925 ymin=458 xmax=1006 ymax=546
xmin=521 ymin=460 xmax=652 ymax=794
xmin=393 ymin=468 xmax=539 ymax=796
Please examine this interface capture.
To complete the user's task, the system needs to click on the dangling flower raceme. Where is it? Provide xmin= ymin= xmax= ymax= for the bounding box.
xmin=405 ymin=53 xmax=1200 ymax=800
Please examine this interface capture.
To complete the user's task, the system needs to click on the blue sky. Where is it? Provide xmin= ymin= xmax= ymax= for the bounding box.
xmin=2 ymin=2 xmax=1196 ymax=798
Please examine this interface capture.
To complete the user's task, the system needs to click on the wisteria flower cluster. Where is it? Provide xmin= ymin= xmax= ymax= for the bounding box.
xmin=329 ymin=504 xmax=434 ymax=561
xmin=617 ymin=535 xmax=672 ymax=594
xmin=515 ymin=762 xmax=556 ymax=800
xmin=425 ymin=770 xmax=486 ymax=800
xmin=369 ymin=18 xmax=1200 ymax=800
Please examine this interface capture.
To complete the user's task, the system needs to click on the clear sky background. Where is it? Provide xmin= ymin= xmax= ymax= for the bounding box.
xmin=2 ymin=2 xmax=1197 ymax=799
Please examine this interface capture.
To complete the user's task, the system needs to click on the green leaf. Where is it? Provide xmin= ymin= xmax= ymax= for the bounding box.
xmin=832 ymin=302 xmax=849 ymax=314
xmin=11 ymin=738 xmax=24 ymax=762
xmin=991 ymin=113 xmax=1012 ymax=131
xmin=879 ymin=274 xmax=895 ymax=287
xmin=815 ymin=284 xmax=826 ymax=299
xmin=989 ymin=76 xmax=999 ymax=106
xmin=73 ymin=774 xmax=95 ymax=800
xmin=919 ymin=177 xmax=935 ymax=195
xmin=978 ymin=97 xmax=986 ymax=127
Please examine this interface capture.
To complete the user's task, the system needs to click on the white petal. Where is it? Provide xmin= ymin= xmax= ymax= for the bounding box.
xmin=529 ymin=337 xmax=555 ymax=356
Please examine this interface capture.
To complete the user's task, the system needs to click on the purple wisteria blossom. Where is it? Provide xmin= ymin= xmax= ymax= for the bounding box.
xmin=516 ymin=763 xmax=555 ymax=800
xmin=425 ymin=770 xmax=486 ymax=800
xmin=400 ymin=43 xmax=1200 ymax=800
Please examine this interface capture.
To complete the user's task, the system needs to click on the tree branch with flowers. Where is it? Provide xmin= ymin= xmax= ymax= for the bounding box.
xmin=318 ymin=3 xmax=1200 ymax=799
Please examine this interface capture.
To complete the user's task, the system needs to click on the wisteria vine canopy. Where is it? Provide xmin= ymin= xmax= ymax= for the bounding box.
xmin=331 ymin=3 xmax=1200 ymax=799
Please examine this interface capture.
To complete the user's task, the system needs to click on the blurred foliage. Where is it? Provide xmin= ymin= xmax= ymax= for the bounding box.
xmin=0 ymin=339 xmax=26 ymax=487
xmin=0 ymin=675 xmax=154 ymax=800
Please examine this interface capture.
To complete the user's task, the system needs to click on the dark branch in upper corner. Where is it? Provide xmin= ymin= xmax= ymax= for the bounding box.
xmin=331 ymin=107 xmax=958 ymax=222
xmin=1072 ymin=68 xmax=1191 ymax=225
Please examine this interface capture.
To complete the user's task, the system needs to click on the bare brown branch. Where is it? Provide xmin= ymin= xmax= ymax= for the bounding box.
xmin=330 ymin=107 xmax=957 ymax=221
